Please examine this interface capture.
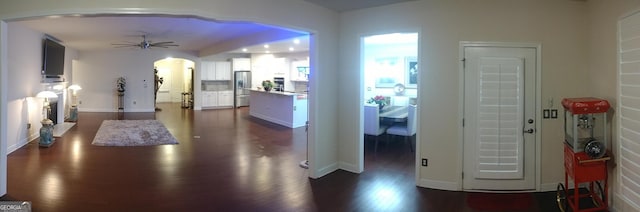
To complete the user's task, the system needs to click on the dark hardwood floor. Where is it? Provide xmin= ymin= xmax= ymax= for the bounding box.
xmin=2 ymin=103 xmax=559 ymax=211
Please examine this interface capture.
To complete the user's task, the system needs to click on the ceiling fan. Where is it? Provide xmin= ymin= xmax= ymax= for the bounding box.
xmin=112 ymin=35 xmax=178 ymax=49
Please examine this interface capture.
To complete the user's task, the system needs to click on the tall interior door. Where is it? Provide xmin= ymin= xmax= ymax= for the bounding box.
xmin=463 ymin=46 xmax=537 ymax=190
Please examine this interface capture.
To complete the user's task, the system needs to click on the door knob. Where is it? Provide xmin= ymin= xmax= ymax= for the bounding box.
xmin=523 ymin=128 xmax=535 ymax=134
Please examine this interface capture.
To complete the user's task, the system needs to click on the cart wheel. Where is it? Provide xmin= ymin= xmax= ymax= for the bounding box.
xmin=557 ymin=183 xmax=568 ymax=212
xmin=591 ymin=181 xmax=605 ymax=207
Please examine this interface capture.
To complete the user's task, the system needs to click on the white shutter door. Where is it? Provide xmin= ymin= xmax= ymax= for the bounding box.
xmin=474 ymin=57 xmax=524 ymax=179
xmin=618 ymin=12 xmax=640 ymax=209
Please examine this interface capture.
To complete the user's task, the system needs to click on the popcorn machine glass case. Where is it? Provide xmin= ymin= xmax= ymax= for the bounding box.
xmin=562 ymin=97 xmax=609 ymax=158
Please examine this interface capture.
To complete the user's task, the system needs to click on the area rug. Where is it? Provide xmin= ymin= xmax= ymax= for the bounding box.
xmin=91 ymin=120 xmax=178 ymax=146
xmin=466 ymin=192 xmax=533 ymax=211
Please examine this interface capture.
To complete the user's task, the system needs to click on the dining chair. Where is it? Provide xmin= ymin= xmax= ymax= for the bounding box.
xmin=391 ymin=96 xmax=409 ymax=106
xmin=386 ymin=104 xmax=417 ymax=152
xmin=364 ymin=103 xmax=388 ymax=155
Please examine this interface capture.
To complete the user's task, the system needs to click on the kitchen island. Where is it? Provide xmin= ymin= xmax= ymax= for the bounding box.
xmin=249 ymin=89 xmax=308 ymax=128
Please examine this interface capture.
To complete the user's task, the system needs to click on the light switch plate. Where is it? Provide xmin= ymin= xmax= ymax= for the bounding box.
xmin=543 ymin=109 xmax=550 ymax=119
xmin=551 ymin=109 xmax=558 ymax=119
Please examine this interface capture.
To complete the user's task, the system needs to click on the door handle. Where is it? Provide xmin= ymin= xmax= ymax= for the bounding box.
xmin=523 ymin=128 xmax=535 ymax=134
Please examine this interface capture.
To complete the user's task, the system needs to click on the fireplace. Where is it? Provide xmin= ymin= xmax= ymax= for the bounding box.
xmin=48 ymin=100 xmax=58 ymax=125
xmin=41 ymin=82 xmax=67 ymax=125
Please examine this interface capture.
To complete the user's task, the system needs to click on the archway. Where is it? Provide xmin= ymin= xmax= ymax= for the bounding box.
xmin=153 ymin=58 xmax=195 ymax=110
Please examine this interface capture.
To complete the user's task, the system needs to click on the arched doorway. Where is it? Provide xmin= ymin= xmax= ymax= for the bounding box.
xmin=153 ymin=58 xmax=195 ymax=110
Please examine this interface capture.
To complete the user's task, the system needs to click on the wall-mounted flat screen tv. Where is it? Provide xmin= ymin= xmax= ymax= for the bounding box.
xmin=42 ymin=38 xmax=65 ymax=76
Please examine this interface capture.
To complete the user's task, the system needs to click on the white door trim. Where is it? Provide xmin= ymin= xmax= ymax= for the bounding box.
xmin=458 ymin=41 xmax=542 ymax=191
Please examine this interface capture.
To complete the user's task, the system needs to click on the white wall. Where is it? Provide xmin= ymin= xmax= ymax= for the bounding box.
xmin=6 ymin=23 xmax=42 ymax=153
xmin=74 ymin=50 xmax=199 ymax=112
xmin=586 ymin=0 xmax=640 ymax=211
xmin=0 ymin=0 xmax=340 ymax=196
xmin=338 ymin=0 xmax=590 ymax=190
xmin=363 ymin=40 xmax=418 ymax=100
xmin=0 ymin=20 xmax=7 ymax=197
xmin=6 ymin=23 xmax=78 ymax=153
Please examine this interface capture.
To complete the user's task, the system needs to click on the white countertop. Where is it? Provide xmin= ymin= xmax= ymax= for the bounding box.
xmin=250 ymin=88 xmax=305 ymax=97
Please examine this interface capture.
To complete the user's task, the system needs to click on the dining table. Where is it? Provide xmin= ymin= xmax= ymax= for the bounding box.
xmin=379 ymin=106 xmax=408 ymax=122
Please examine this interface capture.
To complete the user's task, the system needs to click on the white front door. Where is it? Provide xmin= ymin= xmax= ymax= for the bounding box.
xmin=463 ymin=46 xmax=537 ymax=190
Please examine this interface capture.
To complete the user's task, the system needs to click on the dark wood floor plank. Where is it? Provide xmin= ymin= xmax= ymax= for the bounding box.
xmin=2 ymin=103 xmax=557 ymax=211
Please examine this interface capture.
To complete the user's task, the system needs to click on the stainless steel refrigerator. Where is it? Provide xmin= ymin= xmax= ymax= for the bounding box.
xmin=234 ymin=71 xmax=251 ymax=108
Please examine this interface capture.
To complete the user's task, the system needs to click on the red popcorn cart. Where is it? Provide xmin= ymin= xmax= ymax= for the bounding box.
xmin=557 ymin=97 xmax=611 ymax=212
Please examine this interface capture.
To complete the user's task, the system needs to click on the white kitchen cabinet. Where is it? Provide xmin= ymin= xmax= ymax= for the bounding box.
xmin=201 ymin=61 xmax=217 ymax=80
xmin=202 ymin=91 xmax=234 ymax=108
xmin=232 ymin=58 xmax=251 ymax=71
xmin=201 ymin=61 xmax=230 ymax=81
xmin=215 ymin=61 xmax=231 ymax=80
xmin=290 ymin=60 xmax=309 ymax=82
xmin=202 ymin=91 xmax=218 ymax=107
xmin=217 ymin=91 xmax=233 ymax=107
xmin=201 ymin=62 xmax=209 ymax=80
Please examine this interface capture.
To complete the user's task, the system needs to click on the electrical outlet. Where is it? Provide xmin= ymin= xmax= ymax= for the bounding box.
xmin=27 ymin=123 xmax=31 ymax=129
xmin=422 ymin=158 xmax=428 ymax=167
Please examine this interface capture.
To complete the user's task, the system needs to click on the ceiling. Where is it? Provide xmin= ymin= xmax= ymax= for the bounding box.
xmin=12 ymin=0 xmax=414 ymax=55
xmin=15 ymin=15 xmax=309 ymax=54
xmin=304 ymin=0 xmax=418 ymax=12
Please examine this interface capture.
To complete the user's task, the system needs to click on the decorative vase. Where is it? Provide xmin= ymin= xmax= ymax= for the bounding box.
xmin=264 ymin=87 xmax=272 ymax=92
xmin=379 ymin=104 xmax=384 ymax=111
xmin=39 ymin=119 xmax=55 ymax=147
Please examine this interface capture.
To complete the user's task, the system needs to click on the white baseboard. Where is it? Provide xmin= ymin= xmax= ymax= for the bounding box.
xmin=250 ymin=112 xmax=293 ymax=128
xmin=339 ymin=162 xmax=361 ymax=173
xmin=417 ymin=178 xmax=460 ymax=191
xmin=126 ymin=109 xmax=155 ymax=112
xmin=312 ymin=162 xmax=338 ymax=179
xmin=78 ymin=108 xmax=115 ymax=112
xmin=7 ymin=132 xmax=38 ymax=154
xmin=540 ymin=182 xmax=561 ymax=192
xmin=79 ymin=108 xmax=155 ymax=112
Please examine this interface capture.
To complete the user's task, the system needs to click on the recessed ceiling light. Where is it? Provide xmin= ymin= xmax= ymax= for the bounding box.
xmin=242 ymin=48 xmax=247 ymax=52
xmin=264 ymin=44 xmax=269 ymax=49
xmin=289 ymin=47 xmax=294 ymax=51
xmin=293 ymin=39 xmax=300 ymax=44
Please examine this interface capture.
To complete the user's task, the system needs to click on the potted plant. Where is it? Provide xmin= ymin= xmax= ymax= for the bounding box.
xmin=367 ymin=95 xmax=387 ymax=111
xmin=262 ymin=80 xmax=274 ymax=92
xmin=116 ymin=77 xmax=126 ymax=92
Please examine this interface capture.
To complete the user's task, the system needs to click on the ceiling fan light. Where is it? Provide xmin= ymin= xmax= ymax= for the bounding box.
xmin=112 ymin=35 xmax=178 ymax=50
